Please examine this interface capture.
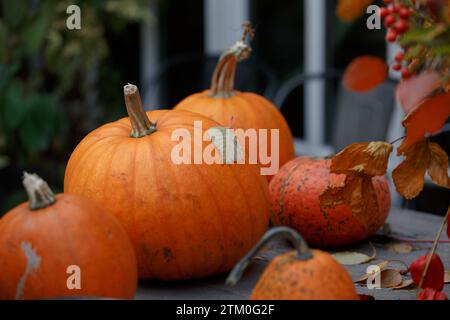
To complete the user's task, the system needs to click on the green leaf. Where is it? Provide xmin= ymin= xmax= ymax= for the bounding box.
xmin=19 ymin=95 xmax=59 ymax=154
xmin=0 ymin=154 xmax=10 ymax=169
xmin=2 ymin=0 xmax=28 ymax=30
xmin=22 ymin=2 xmax=54 ymax=55
xmin=2 ymin=81 xmax=29 ymax=131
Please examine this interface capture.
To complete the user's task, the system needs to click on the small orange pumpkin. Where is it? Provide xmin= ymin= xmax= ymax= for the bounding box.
xmin=175 ymin=23 xmax=295 ymax=179
xmin=227 ymin=227 xmax=359 ymax=300
xmin=269 ymin=157 xmax=391 ymax=247
xmin=64 ymin=84 xmax=270 ymax=280
xmin=0 ymin=173 xmax=137 ymax=300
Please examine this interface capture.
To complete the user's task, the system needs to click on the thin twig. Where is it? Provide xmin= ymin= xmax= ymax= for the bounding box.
xmin=390 ymin=136 xmax=406 ymax=145
xmin=389 ymin=235 xmax=450 ymax=244
xmin=417 ymin=206 xmax=450 ymax=295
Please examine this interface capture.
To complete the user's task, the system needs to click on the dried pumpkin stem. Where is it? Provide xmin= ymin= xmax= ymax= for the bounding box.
xmin=209 ymin=22 xmax=253 ymax=99
xmin=22 ymin=172 xmax=56 ymax=210
xmin=124 ymin=84 xmax=157 ymax=138
xmin=226 ymin=227 xmax=313 ymax=287
xmin=417 ymin=205 xmax=450 ymax=294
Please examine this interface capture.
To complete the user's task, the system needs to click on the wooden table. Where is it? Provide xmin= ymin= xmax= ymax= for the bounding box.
xmin=136 ymin=208 xmax=450 ymax=300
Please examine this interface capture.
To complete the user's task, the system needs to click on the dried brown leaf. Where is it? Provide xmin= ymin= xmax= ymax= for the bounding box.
xmin=393 ymin=141 xmax=449 ymax=199
xmin=330 ymin=142 xmax=393 ymax=176
xmin=387 ymin=243 xmax=414 ymax=254
xmin=392 ymin=279 xmax=415 ymax=290
xmin=333 ymin=242 xmax=376 ymax=266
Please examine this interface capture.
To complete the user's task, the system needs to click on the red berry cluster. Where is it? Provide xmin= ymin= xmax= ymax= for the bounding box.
xmin=380 ymin=0 xmax=415 ymax=79
xmin=392 ymin=51 xmax=411 ymax=78
xmin=380 ymin=0 xmax=413 ymax=43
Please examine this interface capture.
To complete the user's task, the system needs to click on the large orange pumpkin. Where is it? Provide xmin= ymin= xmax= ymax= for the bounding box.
xmin=269 ymin=157 xmax=390 ymax=247
xmin=227 ymin=227 xmax=359 ymax=300
xmin=0 ymin=173 xmax=137 ymax=300
xmin=175 ymin=24 xmax=295 ymax=179
xmin=64 ymin=84 xmax=270 ymax=280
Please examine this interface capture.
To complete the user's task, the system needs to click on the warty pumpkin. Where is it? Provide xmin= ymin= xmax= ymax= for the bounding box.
xmin=174 ymin=23 xmax=295 ymax=179
xmin=269 ymin=157 xmax=391 ymax=247
xmin=64 ymin=84 xmax=271 ymax=280
xmin=226 ymin=227 xmax=359 ymax=300
xmin=0 ymin=173 xmax=137 ymax=300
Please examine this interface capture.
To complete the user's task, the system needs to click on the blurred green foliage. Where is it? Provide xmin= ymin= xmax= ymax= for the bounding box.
xmin=0 ymin=0 xmax=152 ymax=211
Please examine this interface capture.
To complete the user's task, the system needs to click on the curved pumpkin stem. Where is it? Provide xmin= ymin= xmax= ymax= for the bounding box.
xmin=209 ymin=22 xmax=254 ymax=99
xmin=124 ymin=84 xmax=157 ymax=138
xmin=226 ymin=227 xmax=313 ymax=287
xmin=23 ymin=172 xmax=56 ymax=210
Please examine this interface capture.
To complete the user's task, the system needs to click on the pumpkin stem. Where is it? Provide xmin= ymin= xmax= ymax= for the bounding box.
xmin=22 ymin=172 xmax=56 ymax=210
xmin=226 ymin=227 xmax=313 ymax=287
xmin=209 ymin=21 xmax=253 ymax=99
xmin=124 ymin=84 xmax=157 ymax=138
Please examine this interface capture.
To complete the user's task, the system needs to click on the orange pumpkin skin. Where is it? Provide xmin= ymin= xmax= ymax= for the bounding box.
xmin=269 ymin=157 xmax=391 ymax=247
xmin=0 ymin=194 xmax=137 ymax=300
xmin=251 ymin=250 xmax=358 ymax=300
xmin=175 ymin=91 xmax=295 ymax=179
xmin=64 ymin=109 xmax=270 ymax=280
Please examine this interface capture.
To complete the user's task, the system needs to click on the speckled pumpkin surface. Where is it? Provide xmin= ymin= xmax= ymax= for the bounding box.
xmin=250 ymin=250 xmax=358 ymax=300
xmin=269 ymin=157 xmax=391 ymax=247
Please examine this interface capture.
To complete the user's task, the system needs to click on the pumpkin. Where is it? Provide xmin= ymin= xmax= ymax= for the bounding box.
xmin=64 ymin=84 xmax=270 ymax=280
xmin=269 ymin=157 xmax=391 ymax=247
xmin=0 ymin=173 xmax=137 ymax=300
xmin=174 ymin=23 xmax=295 ymax=179
xmin=226 ymin=227 xmax=359 ymax=300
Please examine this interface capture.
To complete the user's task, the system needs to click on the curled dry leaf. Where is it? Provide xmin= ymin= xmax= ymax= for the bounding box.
xmin=409 ymin=253 xmax=445 ymax=291
xmin=392 ymin=279 xmax=415 ymax=290
xmin=332 ymin=242 xmax=376 ymax=266
xmin=355 ymin=269 xmax=404 ymax=289
xmin=417 ymin=288 xmax=448 ymax=300
xmin=393 ymin=141 xmax=449 ymax=199
xmin=330 ymin=142 xmax=393 ymax=176
xmin=320 ymin=174 xmax=381 ymax=230
xmin=336 ymin=0 xmax=373 ymax=22
xmin=369 ymin=269 xmax=403 ymax=289
xmin=343 ymin=56 xmax=388 ymax=93
xmin=355 ymin=260 xmax=390 ymax=283
xmin=396 ymin=71 xmax=441 ymax=114
xmin=397 ymin=92 xmax=450 ymax=155
xmin=320 ymin=142 xmax=392 ymax=228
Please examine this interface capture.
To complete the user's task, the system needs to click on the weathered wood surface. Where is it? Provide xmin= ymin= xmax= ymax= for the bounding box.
xmin=136 ymin=208 xmax=450 ymax=300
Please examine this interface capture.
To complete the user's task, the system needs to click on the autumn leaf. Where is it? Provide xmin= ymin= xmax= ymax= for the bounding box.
xmin=396 ymin=71 xmax=441 ymax=114
xmin=330 ymin=142 xmax=393 ymax=176
xmin=320 ymin=174 xmax=381 ymax=231
xmin=417 ymin=288 xmax=448 ymax=300
xmin=332 ymin=242 xmax=376 ymax=265
xmin=320 ymin=142 xmax=392 ymax=229
xmin=336 ymin=0 xmax=373 ymax=23
xmin=393 ymin=140 xmax=449 ymax=199
xmin=343 ymin=56 xmax=388 ymax=93
xmin=409 ymin=253 xmax=445 ymax=291
xmin=397 ymin=92 xmax=450 ymax=155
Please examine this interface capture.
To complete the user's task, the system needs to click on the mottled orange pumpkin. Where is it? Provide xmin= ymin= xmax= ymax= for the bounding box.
xmin=227 ymin=227 xmax=358 ymax=300
xmin=64 ymin=84 xmax=270 ymax=280
xmin=269 ymin=157 xmax=390 ymax=247
xmin=175 ymin=25 xmax=295 ymax=179
xmin=0 ymin=173 xmax=137 ymax=300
